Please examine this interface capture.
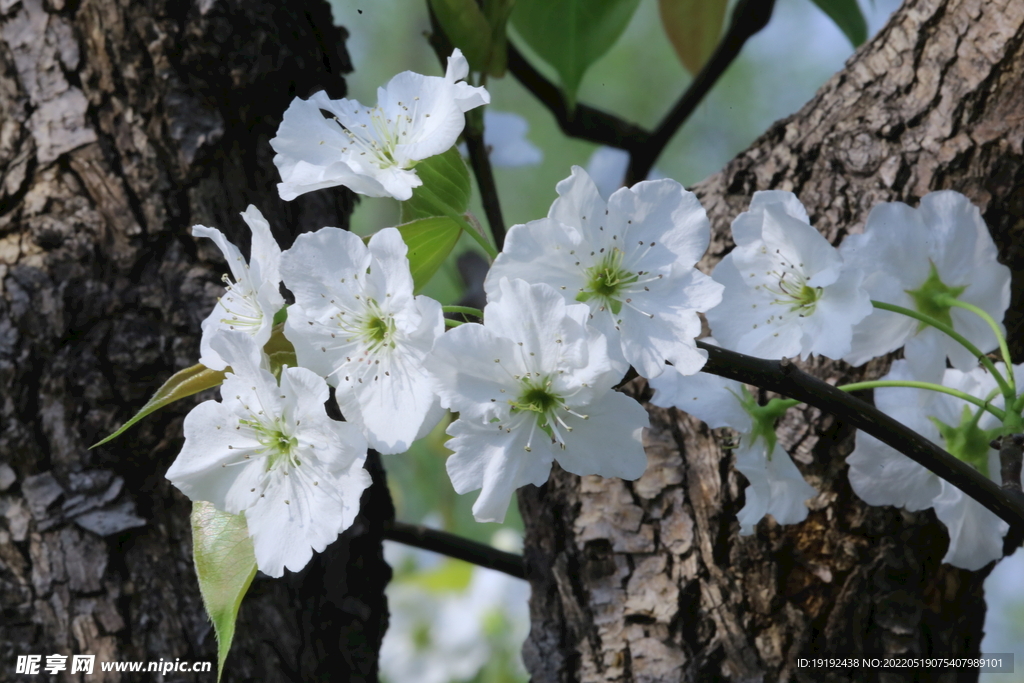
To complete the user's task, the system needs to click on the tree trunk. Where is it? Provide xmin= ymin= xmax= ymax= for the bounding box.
xmin=519 ymin=0 xmax=1024 ymax=680
xmin=0 ymin=1 xmax=394 ymax=681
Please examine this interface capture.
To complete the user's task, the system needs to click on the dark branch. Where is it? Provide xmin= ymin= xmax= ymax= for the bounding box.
xmin=463 ymin=119 xmax=508 ymax=250
xmin=383 ymin=520 xmax=527 ymax=580
xmin=506 ymin=45 xmax=651 ymax=152
xmin=995 ymin=434 xmax=1024 ymax=495
xmin=626 ymin=0 xmax=777 ymax=184
xmin=697 ymin=341 xmax=1024 ymax=535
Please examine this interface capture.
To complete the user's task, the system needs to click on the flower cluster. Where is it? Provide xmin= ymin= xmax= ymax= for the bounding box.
xmin=163 ymin=52 xmax=1017 ymax=580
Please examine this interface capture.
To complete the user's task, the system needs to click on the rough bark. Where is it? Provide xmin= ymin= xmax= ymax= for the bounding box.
xmin=0 ymin=1 xmax=393 ymax=681
xmin=520 ymin=0 xmax=1024 ymax=680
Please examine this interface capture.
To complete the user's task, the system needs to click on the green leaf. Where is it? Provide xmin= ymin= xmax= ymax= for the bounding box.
xmin=809 ymin=0 xmax=867 ymax=47
xmin=264 ymin=323 xmax=297 ymax=379
xmin=395 ymin=217 xmax=463 ymax=294
xmin=400 ymin=147 xmax=472 ymax=223
xmin=430 ymin=0 xmax=494 ymax=73
xmin=658 ymin=0 xmax=729 ymax=75
xmin=91 ymin=364 xmax=227 ymax=448
xmin=483 ymin=0 xmax=516 ymax=76
xmin=402 ymin=558 xmax=474 ymax=593
xmin=510 ymin=0 xmax=641 ymax=107
xmin=191 ymin=502 xmax=257 ymax=682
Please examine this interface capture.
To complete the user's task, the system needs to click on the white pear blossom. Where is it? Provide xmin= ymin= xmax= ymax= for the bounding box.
xmin=484 ymin=166 xmax=723 ymax=380
xmin=706 ymin=191 xmax=872 ymax=360
xmin=847 ymin=359 xmax=1015 ymax=570
xmin=381 ymin=542 xmax=530 ymax=683
xmin=458 ymin=110 xmax=543 ymax=167
xmin=429 ymin=278 xmax=649 ymax=523
xmin=841 ymin=191 xmax=1011 ymax=381
xmin=281 ymin=227 xmax=444 ymax=454
xmin=649 ymin=360 xmax=817 ymax=534
xmin=166 ymin=332 xmax=371 ymax=577
xmin=194 ymin=206 xmax=284 ymax=371
xmin=270 ymin=49 xmax=489 ymax=201
xmin=584 ymin=146 xmax=663 ymax=199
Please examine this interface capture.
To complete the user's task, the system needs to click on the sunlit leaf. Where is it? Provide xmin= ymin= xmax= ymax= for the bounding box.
xmin=395 ymin=217 xmax=463 ymax=294
xmin=809 ymin=0 xmax=867 ymax=47
xmin=401 ymin=147 xmax=472 ymax=223
xmin=430 ymin=0 xmax=494 ymax=72
xmin=510 ymin=0 xmax=641 ymax=108
xmin=91 ymin=363 xmax=227 ymax=448
xmin=402 ymin=557 xmax=474 ymax=593
xmin=658 ymin=0 xmax=729 ymax=75
xmin=191 ymin=502 xmax=257 ymax=682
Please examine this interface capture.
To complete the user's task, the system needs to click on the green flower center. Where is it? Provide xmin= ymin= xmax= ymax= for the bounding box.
xmin=507 ymin=377 xmax=581 ymax=450
xmin=906 ymin=262 xmax=967 ymax=330
xmin=931 ymin=405 xmax=991 ymax=478
xmin=577 ymin=248 xmax=637 ymax=315
xmin=360 ymin=300 xmax=397 ymax=351
xmin=242 ymin=417 xmax=300 ymax=470
xmin=770 ymin=271 xmax=822 ymax=315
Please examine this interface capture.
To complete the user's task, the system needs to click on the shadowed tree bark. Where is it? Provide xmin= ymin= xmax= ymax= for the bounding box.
xmin=519 ymin=0 xmax=1024 ymax=680
xmin=0 ymin=0 xmax=393 ymax=681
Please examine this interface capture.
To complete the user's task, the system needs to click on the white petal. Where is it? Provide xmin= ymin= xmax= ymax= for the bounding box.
xmin=648 ymin=368 xmax=753 ymax=432
xmin=165 ymin=400 xmax=262 ymax=507
xmin=933 ymin=482 xmax=1008 ymax=571
xmin=548 ymin=166 xmax=609 ymax=236
xmin=428 ymin=322 xmax=520 ymax=421
xmin=483 ymin=111 xmax=542 ymax=167
xmin=484 ymin=218 xmax=583 ymax=299
xmin=847 ymin=431 xmax=942 ymax=511
xmin=554 ymin=390 xmax=649 ymax=480
xmin=483 ymin=279 xmax=591 ymax=376
xmin=608 ymin=178 xmax=711 ymax=265
xmin=240 ymin=206 xmax=282 ymax=287
xmin=281 ymin=227 xmax=371 ymax=320
xmin=445 ymin=418 xmax=554 ymax=523
xmin=734 ymin=440 xmax=815 ymax=534
xmin=731 ymin=190 xmax=810 ymax=246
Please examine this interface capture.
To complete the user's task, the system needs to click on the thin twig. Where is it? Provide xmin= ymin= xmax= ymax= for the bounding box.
xmin=626 ymin=0 xmax=777 ymax=184
xmin=463 ymin=120 xmax=508 ymax=250
xmin=506 ymin=45 xmax=651 ymax=152
xmin=383 ymin=520 xmax=526 ymax=580
xmin=697 ymin=341 xmax=1024 ymax=535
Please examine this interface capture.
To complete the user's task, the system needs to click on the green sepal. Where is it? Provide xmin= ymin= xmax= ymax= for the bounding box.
xmin=510 ymin=0 xmax=641 ymax=109
xmin=400 ymin=148 xmax=471 ymax=223
xmin=905 ymin=262 xmax=967 ymax=331
xmin=930 ymin=405 xmax=995 ymax=478
xmin=394 ymin=217 xmax=463 ymax=294
xmin=191 ymin=502 xmax=258 ymax=682
xmin=91 ymin=363 xmax=227 ymax=448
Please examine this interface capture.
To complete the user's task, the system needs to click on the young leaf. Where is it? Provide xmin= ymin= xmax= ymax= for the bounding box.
xmin=483 ymin=0 xmax=516 ymax=77
xmin=400 ymin=147 xmax=472 ymax=223
xmin=91 ymin=364 xmax=227 ymax=448
xmin=510 ymin=0 xmax=641 ymax=107
xmin=191 ymin=502 xmax=257 ymax=682
xmin=396 ymin=217 xmax=463 ymax=294
xmin=264 ymin=323 xmax=297 ymax=379
xmin=430 ymin=0 xmax=494 ymax=72
xmin=659 ymin=0 xmax=729 ymax=75
xmin=809 ymin=0 xmax=867 ymax=47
